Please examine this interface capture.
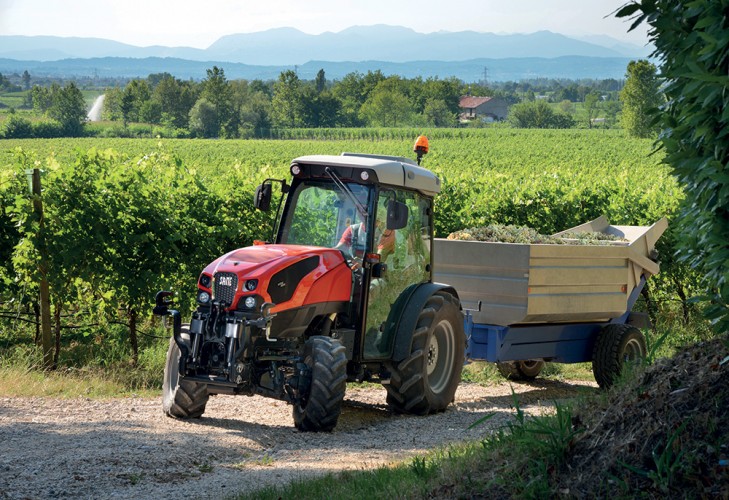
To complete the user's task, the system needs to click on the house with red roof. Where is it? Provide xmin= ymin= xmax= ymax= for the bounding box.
xmin=459 ymin=95 xmax=510 ymax=122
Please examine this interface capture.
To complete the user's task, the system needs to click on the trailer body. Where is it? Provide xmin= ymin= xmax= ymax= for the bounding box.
xmin=433 ymin=216 xmax=668 ymax=364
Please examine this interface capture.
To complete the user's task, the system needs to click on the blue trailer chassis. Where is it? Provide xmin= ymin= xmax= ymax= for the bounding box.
xmin=464 ymin=276 xmax=647 ymax=364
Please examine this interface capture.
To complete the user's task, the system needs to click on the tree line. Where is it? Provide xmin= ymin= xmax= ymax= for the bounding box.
xmin=100 ymin=67 xmax=466 ymax=137
xmin=100 ymin=66 xmax=653 ymax=137
xmin=1 ymin=63 xmax=662 ymax=139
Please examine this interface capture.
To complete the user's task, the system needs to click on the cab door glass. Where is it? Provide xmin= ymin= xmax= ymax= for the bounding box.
xmin=363 ymin=189 xmax=431 ymax=359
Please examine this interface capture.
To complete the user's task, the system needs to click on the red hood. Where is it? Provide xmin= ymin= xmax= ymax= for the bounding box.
xmin=202 ymin=244 xmax=340 ymax=277
xmin=197 ymin=243 xmax=351 ymax=314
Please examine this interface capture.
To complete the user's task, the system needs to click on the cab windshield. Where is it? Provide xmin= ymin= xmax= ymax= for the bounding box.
xmin=280 ymin=180 xmax=373 ymax=250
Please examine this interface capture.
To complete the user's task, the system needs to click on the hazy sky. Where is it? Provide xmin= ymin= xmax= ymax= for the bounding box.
xmin=0 ymin=0 xmax=648 ymax=48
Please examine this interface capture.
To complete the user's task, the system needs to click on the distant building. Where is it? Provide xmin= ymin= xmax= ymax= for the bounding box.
xmin=459 ymin=96 xmax=510 ymax=122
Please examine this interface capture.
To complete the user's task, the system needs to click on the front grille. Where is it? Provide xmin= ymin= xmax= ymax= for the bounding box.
xmin=213 ymin=272 xmax=238 ymax=306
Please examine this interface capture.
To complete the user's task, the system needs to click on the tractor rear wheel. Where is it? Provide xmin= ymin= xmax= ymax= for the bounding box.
xmin=385 ymin=292 xmax=465 ymax=415
xmin=293 ymin=336 xmax=347 ymax=432
xmin=162 ymin=336 xmax=209 ymax=419
xmin=496 ymin=360 xmax=545 ymax=381
xmin=592 ymin=324 xmax=646 ymax=389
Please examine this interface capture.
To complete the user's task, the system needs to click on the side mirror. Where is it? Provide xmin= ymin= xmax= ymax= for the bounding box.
xmin=387 ymin=200 xmax=408 ymax=230
xmin=254 ymin=183 xmax=272 ymax=211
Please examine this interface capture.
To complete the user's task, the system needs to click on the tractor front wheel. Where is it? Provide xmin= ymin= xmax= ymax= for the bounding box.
xmin=293 ymin=336 xmax=347 ymax=432
xmin=162 ymin=336 xmax=209 ymax=419
xmin=385 ymin=292 xmax=465 ymax=415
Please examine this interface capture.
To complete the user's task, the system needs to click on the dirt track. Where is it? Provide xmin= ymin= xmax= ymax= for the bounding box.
xmin=0 ymin=379 xmax=596 ymax=499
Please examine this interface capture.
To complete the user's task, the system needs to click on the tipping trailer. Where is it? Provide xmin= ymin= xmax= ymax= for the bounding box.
xmin=434 ymin=216 xmax=668 ymax=386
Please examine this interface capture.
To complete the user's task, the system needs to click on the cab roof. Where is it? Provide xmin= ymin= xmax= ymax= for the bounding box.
xmin=290 ymin=153 xmax=441 ymax=197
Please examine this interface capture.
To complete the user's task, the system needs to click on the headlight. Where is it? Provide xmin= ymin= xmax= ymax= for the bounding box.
xmin=197 ymin=291 xmax=211 ymax=304
xmin=199 ymin=274 xmax=212 ymax=288
xmin=244 ymin=279 xmax=258 ymax=291
xmin=244 ymin=296 xmax=257 ymax=309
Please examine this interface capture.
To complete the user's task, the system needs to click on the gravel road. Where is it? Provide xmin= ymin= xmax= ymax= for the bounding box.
xmin=0 ymin=379 xmax=596 ymax=499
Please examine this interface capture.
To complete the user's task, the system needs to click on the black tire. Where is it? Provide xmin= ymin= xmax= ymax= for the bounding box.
xmin=496 ymin=360 xmax=545 ymax=381
xmin=293 ymin=336 xmax=347 ymax=432
xmin=162 ymin=336 xmax=209 ymax=419
xmin=592 ymin=324 xmax=646 ymax=389
xmin=384 ymin=292 xmax=465 ymax=415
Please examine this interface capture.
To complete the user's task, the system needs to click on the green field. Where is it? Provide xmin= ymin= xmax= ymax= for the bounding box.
xmin=1 ymin=128 xmax=678 ymax=234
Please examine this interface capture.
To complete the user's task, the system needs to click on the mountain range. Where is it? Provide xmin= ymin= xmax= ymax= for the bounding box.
xmin=0 ymin=26 xmax=652 ymax=81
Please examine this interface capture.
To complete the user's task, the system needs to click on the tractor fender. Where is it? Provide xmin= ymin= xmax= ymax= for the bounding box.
xmin=390 ymin=283 xmax=460 ymax=363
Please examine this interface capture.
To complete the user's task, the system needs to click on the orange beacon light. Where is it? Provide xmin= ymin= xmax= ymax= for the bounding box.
xmin=413 ymin=135 xmax=429 ymax=165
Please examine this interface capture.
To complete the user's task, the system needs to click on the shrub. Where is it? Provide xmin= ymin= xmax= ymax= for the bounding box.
xmin=32 ymin=121 xmax=64 ymax=138
xmin=508 ymin=100 xmax=574 ymax=129
xmin=2 ymin=114 xmax=33 ymax=138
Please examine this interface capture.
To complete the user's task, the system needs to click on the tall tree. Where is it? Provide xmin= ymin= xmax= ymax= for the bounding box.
xmin=188 ymin=98 xmax=218 ymax=138
xmin=421 ymin=76 xmax=462 ymax=116
xmin=314 ymin=69 xmax=326 ymax=93
xmin=359 ymin=83 xmax=411 ymax=127
xmin=618 ymin=1 xmax=729 ymax=331
xmin=147 ymin=72 xmax=174 ymax=89
xmin=153 ymin=75 xmax=197 ymax=128
xmin=300 ymin=87 xmax=340 ymax=127
xmin=121 ymin=79 xmax=151 ymax=124
xmin=22 ymin=70 xmax=31 ymax=90
xmin=584 ymin=92 xmax=601 ymax=128
xmin=48 ymin=83 xmax=86 ymax=136
xmin=102 ymin=87 xmax=123 ymax=121
xmin=620 ymin=60 xmax=661 ymax=138
xmin=423 ymin=98 xmax=456 ymax=127
xmin=249 ymin=79 xmax=272 ymax=97
xmin=30 ymin=85 xmax=53 ymax=113
xmin=272 ymin=70 xmax=302 ymax=128
xmin=240 ymin=91 xmax=272 ymax=137
xmin=200 ymin=66 xmax=233 ymax=136
xmin=331 ymin=72 xmax=367 ymax=127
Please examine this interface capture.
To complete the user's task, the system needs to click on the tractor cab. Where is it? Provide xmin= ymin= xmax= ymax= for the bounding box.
xmin=256 ymin=153 xmax=440 ymax=360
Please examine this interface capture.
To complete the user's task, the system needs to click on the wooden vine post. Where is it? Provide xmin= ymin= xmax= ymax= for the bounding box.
xmin=29 ymin=168 xmax=53 ymax=369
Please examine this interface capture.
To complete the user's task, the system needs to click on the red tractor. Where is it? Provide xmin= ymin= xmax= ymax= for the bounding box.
xmin=155 ymin=140 xmax=465 ymax=431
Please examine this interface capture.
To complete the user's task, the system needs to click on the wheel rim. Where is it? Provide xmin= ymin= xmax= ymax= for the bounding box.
xmin=622 ymin=338 xmax=645 ymax=363
xmin=427 ymin=320 xmax=455 ymax=394
xmin=521 ymin=360 xmax=540 ymax=370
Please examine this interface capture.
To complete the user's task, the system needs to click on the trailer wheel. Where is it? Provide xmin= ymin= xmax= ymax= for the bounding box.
xmin=496 ymin=360 xmax=545 ymax=381
xmin=162 ymin=336 xmax=209 ymax=418
xmin=293 ymin=336 xmax=347 ymax=432
xmin=592 ymin=324 xmax=646 ymax=389
xmin=384 ymin=292 xmax=465 ymax=415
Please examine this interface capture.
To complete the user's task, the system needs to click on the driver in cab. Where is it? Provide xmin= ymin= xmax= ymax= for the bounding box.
xmin=335 ymin=207 xmax=395 ymax=265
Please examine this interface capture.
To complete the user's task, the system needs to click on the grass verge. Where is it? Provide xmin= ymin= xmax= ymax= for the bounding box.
xmin=0 ymin=365 xmax=160 ymax=398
